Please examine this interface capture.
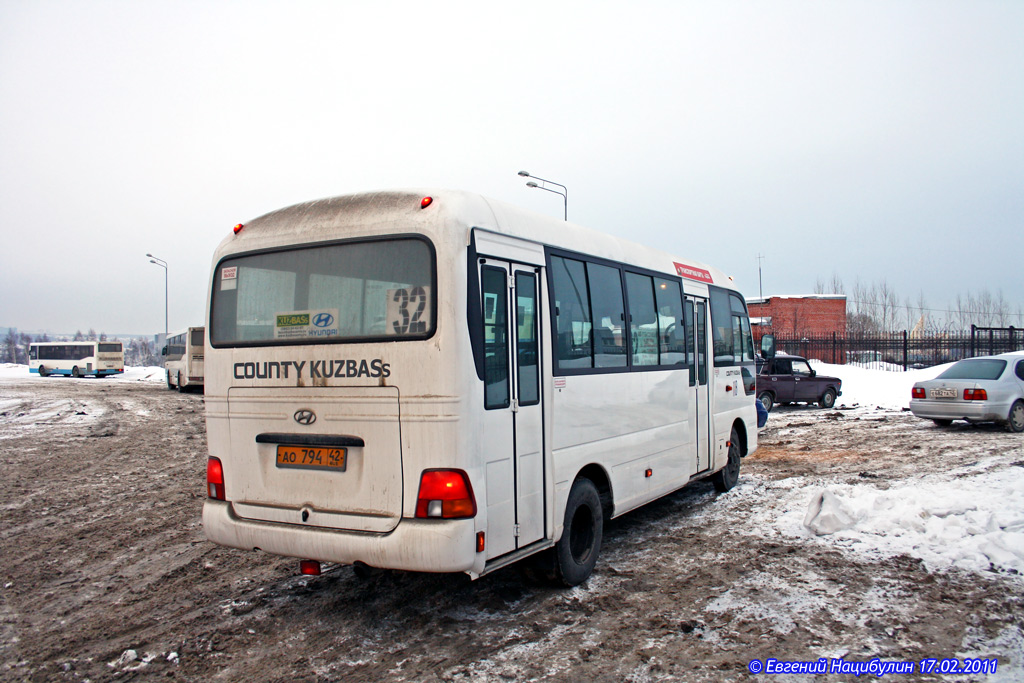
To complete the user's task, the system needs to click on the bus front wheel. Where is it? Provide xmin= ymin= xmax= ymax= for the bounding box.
xmin=712 ymin=429 xmax=741 ymax=492
xmin=38 ymin=365 xmax=47 ymax=377
xmin=553 ymin=477 xmax=603 ymax=587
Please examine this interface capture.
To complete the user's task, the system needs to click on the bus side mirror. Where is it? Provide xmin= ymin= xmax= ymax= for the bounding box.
xmin=161 ymin=346 xmax=168 ymax=356
xmin=760 ymin=334 xmax=775 ymax=360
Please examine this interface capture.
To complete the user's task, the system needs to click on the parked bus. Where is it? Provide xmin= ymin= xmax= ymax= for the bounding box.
xmin=203 ymin=190 xmax=757 ymax=585
xmin=162 ymin=326 xmax=205 ymax=391
xmin=29 ymin=341 xmax=124 ymax=378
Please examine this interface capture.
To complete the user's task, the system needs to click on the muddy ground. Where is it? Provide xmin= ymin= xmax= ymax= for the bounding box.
xmin=1 ymin=376 xmax=1022 ymax=682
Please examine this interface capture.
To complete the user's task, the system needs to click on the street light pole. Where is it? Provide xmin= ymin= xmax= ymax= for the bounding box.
xmin=146 ymin=253 xmax=168 ymax=348
xmin=519 ymin=170 xmax=567 ymax=220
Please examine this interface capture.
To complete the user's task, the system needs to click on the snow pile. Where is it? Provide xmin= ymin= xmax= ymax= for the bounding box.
xmin=810 ymin=360 xmax=945 ymax=412
xmin=0 ymin=363 xmax=165 ymax=383
xmin=796 ymin=462 xmax=1024 ymax=576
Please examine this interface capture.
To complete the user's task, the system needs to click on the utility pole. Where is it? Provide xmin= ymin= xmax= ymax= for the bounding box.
xmin=757 ymin=254 xmax=765 ymax=301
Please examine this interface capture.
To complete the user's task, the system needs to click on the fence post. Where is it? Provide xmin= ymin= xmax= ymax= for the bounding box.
xmin=902 ymin=330 xmax=908 ymax=371
xmin=832 ymin=331 xmax=836 ymax=364
xmin=970 ymin=324 xmax=976 ymax=358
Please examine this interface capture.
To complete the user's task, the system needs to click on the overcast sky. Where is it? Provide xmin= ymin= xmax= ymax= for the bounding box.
xmin=1 ymin=0 xmax=1021 ymax=336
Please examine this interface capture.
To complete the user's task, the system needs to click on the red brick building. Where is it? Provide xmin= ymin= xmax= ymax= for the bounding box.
xmin=746 ymin=295 xmax=847 ymax=343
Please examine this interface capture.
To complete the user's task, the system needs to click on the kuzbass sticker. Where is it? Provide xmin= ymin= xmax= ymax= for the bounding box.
xmin=274 ymin=309 xmax=340 ymax=339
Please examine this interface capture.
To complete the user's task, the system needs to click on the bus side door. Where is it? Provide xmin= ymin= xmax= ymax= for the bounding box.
xmin=686 ymin=297 xmax=713 ymax=473
xmin=479 ymin=255 xmax=546 ymax=560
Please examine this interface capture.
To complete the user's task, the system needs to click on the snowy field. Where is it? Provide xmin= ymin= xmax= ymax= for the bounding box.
xmin=2 ymin=361 xmax=1023 ymax=680
xmin=0 ymin=363 xmax=166 ymax=383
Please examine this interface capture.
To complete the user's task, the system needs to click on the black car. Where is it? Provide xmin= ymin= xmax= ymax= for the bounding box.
xmin=755 ymin=353 xmax=842 ymax=412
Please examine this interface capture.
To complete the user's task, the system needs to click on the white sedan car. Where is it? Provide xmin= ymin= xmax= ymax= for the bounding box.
xmin=910 ymin=352 xmax=1024 ymax=432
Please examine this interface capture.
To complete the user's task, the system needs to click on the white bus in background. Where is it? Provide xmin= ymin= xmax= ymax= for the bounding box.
xmin=203 ymin=190 xmax=757 ymax=586
xmin=163 ymin=326 xmax=205 ymax=391
xmin=29 ymin=341 xmax=124 ymax=378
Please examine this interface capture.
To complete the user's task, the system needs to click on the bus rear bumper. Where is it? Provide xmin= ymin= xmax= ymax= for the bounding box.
xmin=203 ymin=500 xmax=484 ymax=575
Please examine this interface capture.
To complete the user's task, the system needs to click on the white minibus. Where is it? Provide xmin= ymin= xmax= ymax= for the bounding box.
xmin=163 ymin=327 xmax=205 ymax=391
xmin=29 ymin=341 xmax=124 ymax=378
xmin=203 ymin=190 xmax=757 ymax=585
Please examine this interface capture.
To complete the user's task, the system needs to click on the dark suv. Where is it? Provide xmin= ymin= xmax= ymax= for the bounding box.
xmin=755 ymin=354 xmax=842 ymax=412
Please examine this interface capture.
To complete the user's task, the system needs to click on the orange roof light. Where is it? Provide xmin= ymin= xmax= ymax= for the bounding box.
xmin=233 ymin=223 xmax=244 ymax=234
xmin=420 ymin=196 xmax=433 ymax=209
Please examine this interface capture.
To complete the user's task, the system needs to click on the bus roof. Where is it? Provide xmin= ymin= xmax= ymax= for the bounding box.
xmin=218 ymin=189 xmax=736 ymax=289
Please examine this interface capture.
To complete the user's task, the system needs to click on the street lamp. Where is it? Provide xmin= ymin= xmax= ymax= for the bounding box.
xmin=146 ymin=253 xmax=168 ymax=348
xmin=519 ymin=170 xmax=567 ymax=220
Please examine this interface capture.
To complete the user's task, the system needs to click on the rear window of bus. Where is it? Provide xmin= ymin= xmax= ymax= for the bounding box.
xmin=210 ymin=237 xmax=435 ymax=347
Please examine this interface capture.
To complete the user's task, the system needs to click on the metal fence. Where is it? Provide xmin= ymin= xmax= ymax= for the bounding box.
xmin=769 ymin=326 xmax=1022 ymax=371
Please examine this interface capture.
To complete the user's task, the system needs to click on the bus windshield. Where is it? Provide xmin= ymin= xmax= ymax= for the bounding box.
xmin=210 ymin=237 xmax=435 ymax=346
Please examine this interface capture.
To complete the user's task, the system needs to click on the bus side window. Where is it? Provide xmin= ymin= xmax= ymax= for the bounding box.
xmin=515 ymin=272 xmax=540 ymax=406
xmin=654 ymin=277 xmax=686 ymax=367
xmin=625 ymin=273 xmax=658 ymax=366
xmin=684 ymin=300 xmax=696 ymax=386
xmin=550 ymin=256 xmax=593 ymax=370
xmin=586 ymin=262 xmax=626 ymax=368
xmin=481 ymin=266 xmax=510 ymax=410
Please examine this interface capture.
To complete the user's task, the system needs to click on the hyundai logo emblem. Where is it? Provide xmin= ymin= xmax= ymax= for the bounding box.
xmin=312 ymin=312 xmax=335 ymax=328
xmin=293 ymin=409 xmax=316 ymax=425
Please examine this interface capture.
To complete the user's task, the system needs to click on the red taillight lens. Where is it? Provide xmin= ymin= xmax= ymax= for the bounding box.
xmin=964 ymin=388 xmax=988 ymax=401
xmin=299 ymin=560 xmax=321 ymax=576
xmin=233 ymin=223 xmax=244 ymax=234
xmin=912 ymin=387 xmax=926 ymax=399
xmin=207 ymin=457 xmax=225 ymax=500
xmin=415 ymin=469 xmax=476 ymax=519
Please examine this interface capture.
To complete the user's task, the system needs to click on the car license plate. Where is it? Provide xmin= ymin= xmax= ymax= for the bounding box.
xmin=276 ymin=445 xmax=347 ymax=471
xmin=931 ymin=388 xmax=956 ymax=398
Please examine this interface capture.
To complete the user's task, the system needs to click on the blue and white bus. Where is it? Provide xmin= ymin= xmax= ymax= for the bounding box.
xmin=203 ymin=190 xmax=757 ymax=585
xmin=30 ymin=341 xmax=124 ymax=378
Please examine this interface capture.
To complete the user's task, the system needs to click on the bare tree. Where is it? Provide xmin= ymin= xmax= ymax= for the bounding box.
xmin=829 ymin=271 xmax=845 ymax=295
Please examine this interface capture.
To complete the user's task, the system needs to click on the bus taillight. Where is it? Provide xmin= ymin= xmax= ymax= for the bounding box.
xmin=207 ymin=457 xmax=225 ymax=500
xmin=415 ymin=469 xmax=476 ymax=519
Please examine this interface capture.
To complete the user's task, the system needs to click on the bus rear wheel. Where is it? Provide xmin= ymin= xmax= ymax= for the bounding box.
xmin=177 ymin=372 xmax=185 ymax=392
xmin=553 ymin=477 xmax=603 ymax=587
xmin=71 ymin=366 xmax=81 ymax=378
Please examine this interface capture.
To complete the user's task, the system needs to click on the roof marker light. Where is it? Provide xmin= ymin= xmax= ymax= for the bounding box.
xmin=420 ymin=196 xmax=433 ymax=209
xmin=233 ymin=223 xmax=244 ymax=234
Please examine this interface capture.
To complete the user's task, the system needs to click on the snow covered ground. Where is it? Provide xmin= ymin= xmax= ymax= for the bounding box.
xmin=0 ymin=363 xmax=166 ymax=382
xmin=775 ymin=361 xmax=1024 ymax=581
xmin=2 ymin=361 xmax=1022 ymax=679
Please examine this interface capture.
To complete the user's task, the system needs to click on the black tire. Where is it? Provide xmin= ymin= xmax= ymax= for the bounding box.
xmin=38 ymin=365 xmax=47 ymax=377
xmin=552 ymin=477 xmax=603 ymax=587
xmin=712 ymin=429 xmax=741 ymax=492
xmin=757 ymin=392 xmax=774 ymax=413
xmin=1008 ymin=400 xmax=1024 ymax=433
xmin=819 ymin=388 xmax=836 ymax=409
xmin=932 ymin=419 xmax=953 ymax=427
xmin=167 ymin=371 xmax=174 ymax=390
xmin=177 ymin=372 xmax=185 ymax=392
xmin=71 ymin=366 xmax=81 ymax=378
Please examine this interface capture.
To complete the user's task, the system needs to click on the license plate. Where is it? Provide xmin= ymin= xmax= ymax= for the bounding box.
xmin=931 ymin=388 xmax=956 ymax=398
xmin=276 ymin=445 xmax=347 ymax=471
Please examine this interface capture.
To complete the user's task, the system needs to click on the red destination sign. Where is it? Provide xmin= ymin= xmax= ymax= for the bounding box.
xmin=673 ymin=262 xmax=714 ymax=284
